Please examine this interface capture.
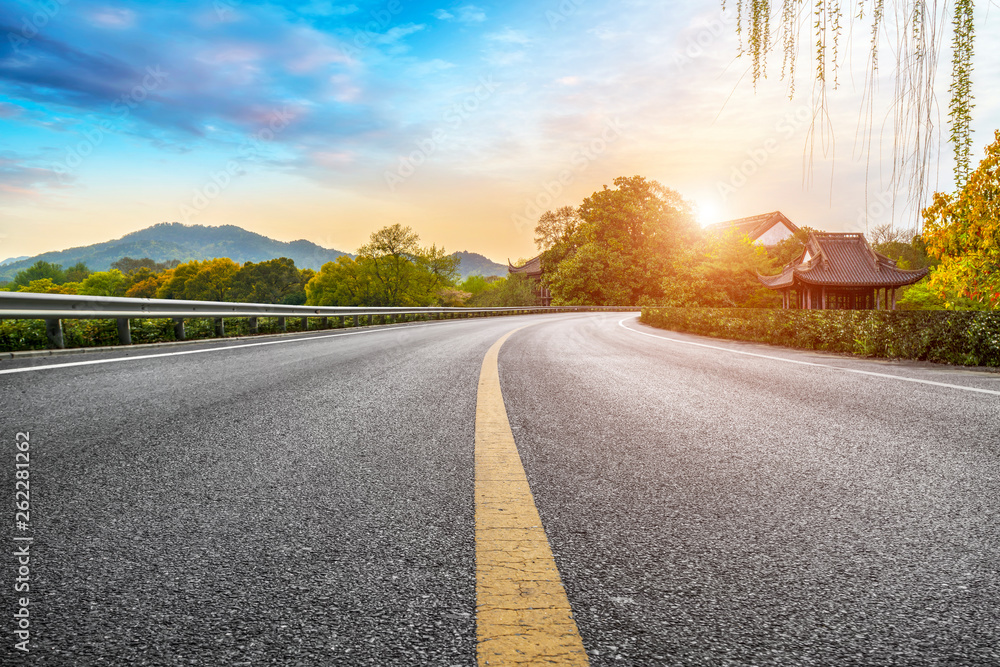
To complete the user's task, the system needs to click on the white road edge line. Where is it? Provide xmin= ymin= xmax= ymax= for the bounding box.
xmin=0 ymin=320 xmax=460 ymax=376
xmin=618 ymin=316 xmax=1000 ymax=397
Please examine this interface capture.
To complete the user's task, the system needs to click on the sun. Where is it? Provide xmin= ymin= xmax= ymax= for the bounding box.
xmin=694 ymin=199 xmax=722 ymax=227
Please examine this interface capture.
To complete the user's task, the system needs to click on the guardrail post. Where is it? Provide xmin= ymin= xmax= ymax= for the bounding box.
xmin=353 ymin=314 xmax=360 ymax=327
xmin=302 ymin=317 xmax=309 ymax=331
xmin=117 ymin=318 xmax=132 ymax=345
xmin=45 ymin=318 xmax=65 ymax=349
xmin=320 ymin=317 xmax=329 ymax=329
xmin=248 ymin=317 xmax=258 ymax=335
xmin=278 ymin=317 xmax=287 ymax=332
xmin=215 ymin=318 xmax=225 ymax=337
xmin=173 ymin=318 xmax=186 ymax=340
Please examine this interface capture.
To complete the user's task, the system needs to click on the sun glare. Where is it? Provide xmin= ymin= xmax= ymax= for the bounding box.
xmin=695 ymin=199 xmax=722 ymax=227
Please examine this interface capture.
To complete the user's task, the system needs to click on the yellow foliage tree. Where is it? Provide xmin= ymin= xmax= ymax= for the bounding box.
xmin=922 ymin=130 xmax=1000 ymax=309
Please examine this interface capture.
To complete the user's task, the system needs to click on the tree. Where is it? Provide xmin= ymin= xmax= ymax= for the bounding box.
xmin=125 ymin=277 xmax=162 ymax=299
xmin=543 ymin=176 xmax=699 ymax=305
xmin=111 ymin=257 xmax=178 ymax=274
xmin=306 ymin=227 xmax=460 ymax=307
xmin=921 ymin=129 xmax=1000 ymax=309
xmin=231 ymin=258 xmax=305 ymax=304
xmin=65 ymin=262 xmax=91 ymax=283
xmin=184 ymin=258 xmax=240 ymax=301
xmin=413 ymin=244 xmax=461 ymax=302
xmin=78 ymin=269 xmax=127 ymax=297
xmin=358 ymin=224 xmax=422 ymax=305
xmin=534 ymin=206 xmax=581 ymax=251
xmin=305 ymin=256 xmax=380 ymax=306
xmin=466 ymin=274 xmax=537 ymax=307
xmin=156 ymin=260 xmax=206 ymax=299
xmin=729 ymin=0 xmax=978 ymax=211
xmin=12 ymin=261 xmax=66 ymax=287
xmin=17 ymin=278 xmax=77 ymax=294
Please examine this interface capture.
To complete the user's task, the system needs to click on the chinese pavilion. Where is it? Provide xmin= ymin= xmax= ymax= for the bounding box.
xmin=507 ymin=255 xmax=552 ymax=306
xmin=757 ymin=232 xmax=929 ymax=310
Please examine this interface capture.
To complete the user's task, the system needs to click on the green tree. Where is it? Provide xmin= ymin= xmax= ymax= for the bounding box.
xmin=922 ymin=130 xmax=1000 ymax=309
xmin=466 ymin=274 xmax=537 ymax=307
xmin=78 ymin=269 xmax=128 ymax=297
xmin=544 ymin=176 xmax=698 ymax=305
xmin=231 ymin=258 xmax=305 ymax=304
xmin=185 ymin=258 xmax=240 ymax=301
xmin=12 ymin=261 xmax=66 ymax=287
xmin=306 ymin=256 xmax=380 ymax=306
xmin=111 ymin=257 xmax=179 ymax=274
xmin=65 ymin=262 xmax=91 ymax=283
xmin=358 ymin=224 xmax=422 ymax=305
xmin=17 ymin=278 xmax=77 ymax=294
xmin=460 ymin=275 xmax=494 ymax=295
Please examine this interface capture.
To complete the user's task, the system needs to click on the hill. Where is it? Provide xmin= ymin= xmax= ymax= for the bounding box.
xmin=0 ymin=223 xmax=349 ymax=281
xmin=452 ymin=251 xmax=506 ymax=279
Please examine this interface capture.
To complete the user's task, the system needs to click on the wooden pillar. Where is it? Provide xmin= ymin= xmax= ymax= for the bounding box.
xmin=821 ymin=286 xmax=827 ymax=310
xmin=890 ymin=288 xmax=897 ymax=310
xmin=806 ymin=286 xmax=812 ymax=310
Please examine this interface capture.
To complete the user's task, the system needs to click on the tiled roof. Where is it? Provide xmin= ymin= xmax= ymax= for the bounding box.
xmin=705 ymin=211 xmax=799 ymax=242
xmin=508 ymin=254 xmax=542 ymax=276
xmin=758 ymin=232 xmax=929 ymax=288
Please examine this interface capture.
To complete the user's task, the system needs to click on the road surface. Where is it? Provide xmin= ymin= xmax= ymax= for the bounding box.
xmin=2 ymin=313 xmax=998 ymax=665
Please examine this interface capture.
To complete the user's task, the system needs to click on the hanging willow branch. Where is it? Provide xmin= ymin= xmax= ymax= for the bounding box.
xmin=949 ymin=0 xmax=975 ymax=184
xmin=726 ymin=0 xmax=976 ymax=227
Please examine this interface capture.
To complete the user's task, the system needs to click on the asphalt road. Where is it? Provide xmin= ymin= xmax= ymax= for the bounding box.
xmin=2 ymin=313 xmax=998 ymax=666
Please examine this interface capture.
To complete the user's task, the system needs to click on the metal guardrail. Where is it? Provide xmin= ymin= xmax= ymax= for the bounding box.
xmin=0 ymin=291 xmax=638 ymax=350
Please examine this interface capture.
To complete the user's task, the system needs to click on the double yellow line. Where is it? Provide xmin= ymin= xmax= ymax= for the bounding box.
xmin=474 ymin=327 xmax=589 ymax=665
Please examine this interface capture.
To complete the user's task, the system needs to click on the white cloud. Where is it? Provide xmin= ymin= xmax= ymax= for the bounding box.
xmin=300 ymin=2 xmax=359 ymax=17
xmin=487 ymin=28 xmax=531 ymax=45
xmin=89 ymin=8 xmax=136 ymax=29
xmin=433 ymin=9 xmax=454 ymax=20
xmin=456 ymin=5 xmax=487 ymax=23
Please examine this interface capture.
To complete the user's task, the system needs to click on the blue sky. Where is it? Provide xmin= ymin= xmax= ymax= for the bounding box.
xmin=1 ymin=0 xmax=999 ymax=261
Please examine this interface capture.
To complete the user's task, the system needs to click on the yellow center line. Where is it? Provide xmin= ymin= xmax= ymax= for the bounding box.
xmin=475 ymin=327 xmax=589 ymax=666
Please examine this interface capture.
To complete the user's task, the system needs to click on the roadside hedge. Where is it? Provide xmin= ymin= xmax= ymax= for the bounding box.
xmin=640 ymin=308 xmax=1000 ymax=367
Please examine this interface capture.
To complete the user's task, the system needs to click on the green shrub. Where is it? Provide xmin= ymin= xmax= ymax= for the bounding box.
xmin=640 ymin=308 xmax=1000 ymax=367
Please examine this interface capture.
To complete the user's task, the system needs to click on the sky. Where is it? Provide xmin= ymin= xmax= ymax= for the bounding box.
xmin=1 ymin=0 xmax=999 ymax=263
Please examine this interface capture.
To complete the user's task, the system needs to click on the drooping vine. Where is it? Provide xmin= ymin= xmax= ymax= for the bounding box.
xmin=949 ymin=0 xmax=975 ymax=184
xmin=726 ymin=0 xmax=977 ymax=229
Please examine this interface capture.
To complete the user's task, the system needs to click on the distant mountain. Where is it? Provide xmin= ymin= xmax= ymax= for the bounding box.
xmin=452 ymin=251 xmax=507 ymax=279
xmin=0 ymin=256 xmax=29 ymax=266
xmin=0 ymin=223 xmax=350 ymax=281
